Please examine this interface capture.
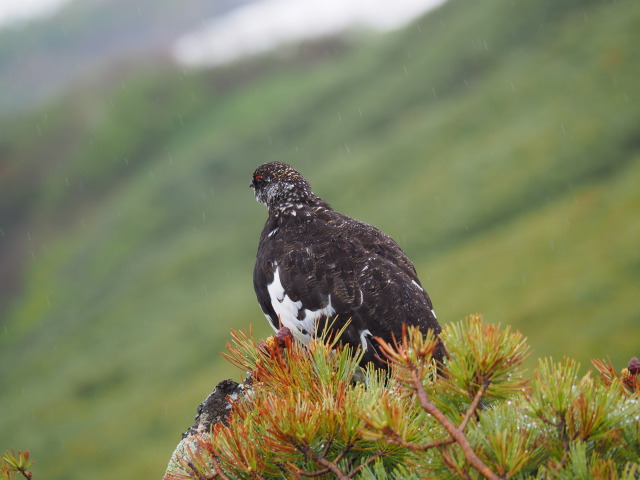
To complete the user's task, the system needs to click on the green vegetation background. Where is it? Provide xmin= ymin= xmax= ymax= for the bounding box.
xmin=1 ymin=0 xmax=639 ymax=478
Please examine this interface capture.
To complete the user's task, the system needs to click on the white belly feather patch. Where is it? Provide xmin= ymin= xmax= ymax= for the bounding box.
xmin=266 ymin=266 xmax=336 ymax=345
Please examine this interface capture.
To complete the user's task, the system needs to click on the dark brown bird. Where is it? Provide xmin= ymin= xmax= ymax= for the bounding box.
xmin=250 ymin=162 xmax=446 ymax=368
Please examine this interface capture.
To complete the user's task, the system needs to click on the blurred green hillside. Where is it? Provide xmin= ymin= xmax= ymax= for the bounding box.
xmin=1 ymin=0 xmax=639 ymax=478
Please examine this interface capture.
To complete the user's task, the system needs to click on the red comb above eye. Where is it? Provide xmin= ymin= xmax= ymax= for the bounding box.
xmin=255 ymin=175 xmax=263 ymax=180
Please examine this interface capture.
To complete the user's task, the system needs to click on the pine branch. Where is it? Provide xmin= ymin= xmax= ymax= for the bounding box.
xmin=458 ymin=378 xmax=490 ymax=432
xmin=441 ymin=449 xmax=473 ymax=480
xmin=374 ymin=320 xmax=504 ymax=480
xmin=313 ymin=456 xmax=349 ymax=480
xmin=185 ymin=461 xmax=215 ymax=480
xmin=209 ymin=455 xmax=231 ymax=480
xmin=164 ymin=317 xmax=639 ymax=479
xmin=2 ymin=451 xmax=34 ymax=480
xmin=291 ymin=441 xmax=385 ymax=480
xmin=295 ymin=443 xmax=349 ymax=480
xmin=592 ymin=356 xmax=640 ymax=395
xmin=381 ymin=426 xmax=455 ymax=451
xmin=410 ymin=369 xmax=502 ymax=480
xmin=552 ymin=416 xmax=571 ymax=473
xmin=345 ymin=452 xmax=387 ymax=479
xmin=286 ymin=463 xmax=330 ymax=478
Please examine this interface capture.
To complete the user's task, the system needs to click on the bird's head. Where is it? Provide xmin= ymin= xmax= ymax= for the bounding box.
xmin=250 ymin=162 xmax=320 ymax=214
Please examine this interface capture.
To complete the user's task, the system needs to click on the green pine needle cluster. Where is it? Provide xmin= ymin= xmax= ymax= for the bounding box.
xmin=1 ymin=450 xmax=34 ymax=480
xmin=166 ymin=315 xmax=640 ymax=479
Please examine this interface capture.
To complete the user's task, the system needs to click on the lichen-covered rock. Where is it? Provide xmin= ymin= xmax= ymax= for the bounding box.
xmin=163 ymin=378 xmax=249 ymax=479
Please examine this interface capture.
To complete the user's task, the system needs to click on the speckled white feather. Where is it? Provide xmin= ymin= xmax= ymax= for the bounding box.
xmin=266 ymin=267 xmax=336 ymax=344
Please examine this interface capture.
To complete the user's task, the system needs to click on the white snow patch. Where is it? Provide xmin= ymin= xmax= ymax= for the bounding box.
xmin=0 ymin=0 xmax=69 ymax=27
xmin=173 ymin=0 xmax=448 ymax=67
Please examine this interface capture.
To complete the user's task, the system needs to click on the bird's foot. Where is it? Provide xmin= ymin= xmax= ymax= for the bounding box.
xmin=257 ymin=327 xmax=293 ymax=358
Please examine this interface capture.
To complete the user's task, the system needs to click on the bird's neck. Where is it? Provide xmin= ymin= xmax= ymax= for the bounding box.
xmin=268 ymin=195 xmax=330 ymax=219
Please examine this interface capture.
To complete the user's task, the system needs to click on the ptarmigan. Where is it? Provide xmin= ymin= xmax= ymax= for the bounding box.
xmin=250 ymin=161 xmax=446 ymax=367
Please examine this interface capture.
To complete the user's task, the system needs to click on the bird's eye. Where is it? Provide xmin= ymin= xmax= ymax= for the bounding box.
xmin=254 ymin=175 xmax=266 ymax=186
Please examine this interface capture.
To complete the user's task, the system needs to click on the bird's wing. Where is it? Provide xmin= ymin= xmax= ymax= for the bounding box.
xmin=324 ymin=212 xmax=440 ymax=336
xmin=253 ymin=209 xmax=440 ymax=362
xmin=253 ymin=218 xmax=365 ymax=343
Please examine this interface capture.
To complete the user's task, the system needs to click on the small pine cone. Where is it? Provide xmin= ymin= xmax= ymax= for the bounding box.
xmin=628 ymin=357 xmax=640 ymax=375
xmin=620 ymin=367 xmax=639 ymax=393
xmin=258 ymin=327 xmax=293 ymax=357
